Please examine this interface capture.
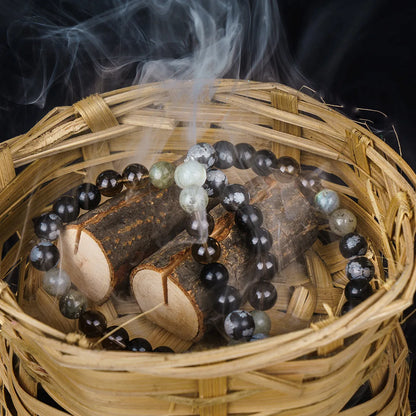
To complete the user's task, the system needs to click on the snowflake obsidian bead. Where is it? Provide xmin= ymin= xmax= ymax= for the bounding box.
xmin=346 ymin=257 xmax=375 ymax=281
xmin=186 ymin=142 xmax=217 ymax=169
xmin=33 ymin=212 xmax=63 ymax=241
xmin=30 ymin=241 xmax=60 ymax=271
xmin=234 ymin=142 xmax=256 ymax=169
xmin=224 ymin=310 xmax=255 ymax=340
xmin=203 ymin=169 xmax=228 ymax=198
xmin=214 ymin=141 xmax=236 ymax=169
xmin=221 ymin=184 xmax=250 ymax=212
xmin=339 ymin=233 xmax=368 ymax=258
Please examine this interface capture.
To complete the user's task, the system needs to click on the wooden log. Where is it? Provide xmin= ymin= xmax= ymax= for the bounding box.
xmin=131 ymin=176 xmax=319 ymax=341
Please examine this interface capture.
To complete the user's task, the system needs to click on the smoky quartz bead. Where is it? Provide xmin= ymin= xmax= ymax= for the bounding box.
xmin=76 ymin=183 xmax=101 ymax=210
xmin=59 ymin=289 xmax=87 ymax=319
xmin=212 ymin=285 xmax=241 ymax=315
xmin=252 ymin=252 xmax=278 ymax=281
xmin=203 ymin=169 xmax=228 ymax=198
xmin=185 ymin=212 xmax=215 ymax=238
xmin=53 ymin=195 xmax=79 ymax=222
xmin=297 ymin=171 xmax=322 ymax=203
xmin=79 ymin=310 xmax=107 ymax=338
xmin=273 ymin=156 xmax=300 ymax=182
xmin=221 ymin=184 xmax=250 ymax=212
xmin=122 ymin=163 xmax=149 ymax=189
xmin=199 ymin=262 xmax=229 ymax=289
xmin=33 ymin=212 xmax=63 ymax=241
xmin=127 ymin=338 xmax=153 ymax=352
xmin=235 ymin=204 xmax=263 ymax=232
xmin=96 ymin=169 xmax=123 ymax=196
xmin=246 ymin=227 xmax=273 ymax=254
xmin=214 ymin=141 xmax=236 ymax=169
xmin=252 ymin=149 xmax=277 ymax=176
xmin=101 ymin=326 xmax=129 ymax=350
xmin=339 ymin=233 xmax=368 ymax=258
xmin=224 ymin=310 xmax=255 ymax=340
xmin=154 ymin=346 xmax=174 ymax=353
xmin=346 ymin=257 xmax=375 ymax=281
xmin=191 ymin=237 xmax=221 ymax=264
xmin=234 ymin=143 xmax=256 ymax=169
xmin=30 ymin=241 xmax=60 ymax=271
xmin=248 ymin=281 xmax=277 ymax=311
xmin=345 ymin=279 xmax=373 ymax=302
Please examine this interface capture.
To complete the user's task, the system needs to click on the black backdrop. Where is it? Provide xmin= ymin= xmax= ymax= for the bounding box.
xmin=0 ymin=0 xmax=415 ymax=410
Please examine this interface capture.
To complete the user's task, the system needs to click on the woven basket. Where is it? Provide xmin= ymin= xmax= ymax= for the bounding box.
xmin=0 ymin=79 xmax=413 ymax=415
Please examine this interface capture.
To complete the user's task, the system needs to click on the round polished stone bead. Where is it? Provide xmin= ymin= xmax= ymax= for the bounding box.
xmin=179 ymin=186 xmax=209 ymax=214
xmin=154 ymin=346 xmax=174 ymax=353
xmin=224 ymin=310 xmax=255 ymax=340
xmin=339 ymin=233 xmax=368 ymax=258
xmin=250 ymin=333 xmax=268 ymax=341
xmin=248 ymin=281 xmax=277 ymax=311
xmin=149 ymin=161 xmax=175 ymax=189
xmin=30 ymin=242 xmax=60 ymax=271
xmin=59 ymin=288 xmax=87 ymax=319
xmin=199 ymin=262 xmax=229 ymax=289
xmin=53 ymin=195 xmax=79 ymax=222
xmin=79 ymin=310 xmax=107 ymax=338
xmin=345 ymin=279 xmax=373 ymax=302
xmin=126 ymin=337 xmax=153 ymax=352
xmin=122 ymin=164 xmax=149 ymax=189
xmin=42 ymin=268 xmax=71 ymax=297
xmin=340 ymin=301 xmax=359 ymax=315
xmin=314 ymin=189 xmax=340 ymax=215
xmin=235 ymin=204 xmax=263 ymax=232
xmin=221 ymin=184 xmax=250 ymax=212
xmin=246 ymin=227 xmax=273 ymax=254
xmin=213 ymin=285 xmax=241 ymax=315
xmin=101 ymin=326 xmax=129 ymax=350
xmin=191 ymin=237 xmax=221 ymax=264
xmin=346 ymin=257 xmax=375 ymax=281
xmin=273 ymin=156 xmax=300 ymax=183
xmin=234 ymin=143 xmax=256 ymax=169
xmin=250 ymin=310 xmax=271 ymax=335
xmin=186 ymin=142 xmax=217 ymax=169
xmin=297 ymin=171 xmax=322 ymax=203
xmin=203 ymin=169 xmax=228 ymax=198
xmin=96 ymin=170 xmax=123 ymax=196
xmin=175 ymin=160 xmax=207 ymax=189
xmin=252 ymin=253 xmax=278 ymax=281
xmin=186 ymin=212 xmax=215 ymax=238
xmin=252 ymin=149 xmax=277 ymax=176
xmin=329 ymin=209 xmax=357 ymax=236
xmin=214 ymin=141 xmax=236 ymax=169
xmin=33 ymin=212 xmax=63 ymax=241
xmin=76 ymin=183 xmax=101 ymax=210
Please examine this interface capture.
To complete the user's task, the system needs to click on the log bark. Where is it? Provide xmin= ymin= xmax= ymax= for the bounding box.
xmin=131 ymin=176 xmax=319 ymax=341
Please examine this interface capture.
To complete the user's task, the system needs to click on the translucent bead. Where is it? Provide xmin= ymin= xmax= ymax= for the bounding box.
xmin=252 ymin=253 xmax=278 ymax=281
xmin=42 ymin=268 xmax=71 ymax=297
xmin=224 ymin=310 xmax=255 ymax=340
xmin=203 ymin=169 xmax=228 ymax=197
xmin=213 ymin=285 xmax=241 ymax=315
xmin=179 ymin=186 xmax=208 ymax=214
xmin=185 ymin=212 xmax=215 ymax=239
xmin=315 ymin=189 xmax=340 ymax=215
xmin=252 ymin=150 xmax=277 ymax=176
xmin=59 ymin=288 xmax=87 ymax=319
xmin=174 ymin=160 xmax=206 ymax=189
xmin=235 ymin=204 xmax=263 ymax=232
xmin=214 ymin=141 xmax=236 ymax=169
xmin=126 ymin=337 xmax=153 ymax=352
xmin=149 ymin=161 xmax=175 ymax=189
xmin=345 ymin=280 xmax=373 ymax=302
xmin=221 ymin=184 xmax=250 ymax=212
xmin=96 ymin=170 xmax=123 ymax=196
xmin=154 ymin=346 xmax=174 ymax=353
xmin=122 ymin=164 xmax=149 ymax=189
xmin=199 ymin=262 xmax=229 ymax=289
xmin=53 ymin=195 xmax=79 ymax=222
xmin=346 ymin=257 xmax=375 ymax=281
xmin=186 ymin=143 xmax=217 ymax=169
xmin=247 ymin=281 xmax=277 ymax=311
xmin=273 ymin=156 xmax=300 ymax=183
xmin=191 ymin=237 xmax=221 ymax=264
xmin=79 ymin=310 xmax=107 ymax=338
xmin=246 ymin=227 xmax=273 ymax=254
xmin=339 ymin=233 xmax=368 ymax=258
xmin=329 ymin=208 xmax=357 ymax=236
xmin=34 ymin=212 xmax=63 ymax=241
xmin=297 ymin=171 xmax=322 ymax=204
xmin=101 ymin=326 xmax=129 ymax=350
xmin=250 ymin=310 xmax=271 ymax=335
xmin=76 ymin=183 xmax=101 ymax=210
xmin=234 ymin=143 xmax=256 ymax=169
xmin=30 ymin=242 xmax=60 ymax=271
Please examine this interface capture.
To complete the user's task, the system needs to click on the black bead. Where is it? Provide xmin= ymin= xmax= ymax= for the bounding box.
xmin=126 ymin=337 xmax=153 ymax=352
xmin=33 ymin=212 xmax=63 ymax=241
xmin=203 ymin=169 xmax=228 ymax=198
xmin=101 ymin=326 xmax=129 ymax=350
xmin=340 ymin=301 xmax=358 ymax=315
xmin=199 ymin=262 xmax=229 ymax=289
xmin=224 ymin=310 xmax=255 ymax=340
xmin=191 ymin=237 xmax=221 ymax=264
xmin=247 ymin=281 xmax=277 ymax=310
xmin=76 ymin=183 xmax=101 ymax=210
xmin=273 ymin=156 xmax=300 ymax=182
xmin=252 ymin=149 xmax=277 ymax=176
xmin=122 ymin=163 xmax=149 ymax=188
xmin=234 ymin=143 xmax=256 ymax=169
xmin=213 ymin=285 xmax=242 ymax=315
xmin=246 ymin=227 xmax=273 ymax=254
xmin=345 ymin=279 xmax=373 ymax=302
xmin=96 ymin=170 xmax=123 ymax=196
xmin=213 ymin=141 xmax=236 ymax=169
xmin=221 ymin=184 xmax=250 ymax=212
xmin=186 ymin=212 xmax=215 ymax=238
xmin=29 ymin=242 xmax=60 ymax=271
xmin=339 ymin=233 xmax=368 ymax=258
xmin=154 ymin=346 xmax=174 ymax=353
xmin=53 ymin=195 xmax=80 ymax=222
xmin=235 ymin=204 xmax=263 ymax=232
xmin=79 ymin=310 xmax=107 ymax=338
xmin=346 ymin=257 xmax=375 ymax=281
xmin=252 ymin=253 xmax=278 ymax=281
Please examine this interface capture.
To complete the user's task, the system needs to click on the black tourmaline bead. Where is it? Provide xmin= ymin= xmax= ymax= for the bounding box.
xmin=154 ymin=346 xmax=174 ymax=353
xmin=235 ymin=204 xmax=263 ymax=232
xmin=345 ymin=279 xmax=373 ymax=302
xmin=252 ymin=149 xmax=277 ymax=176
xmin=346 ymin=257 xmax=375 ymax=281
xmin=79 ymin=310 xmax=107 ymax=338
xmin=339 ymin=233 xmax=368 ymax=258
xmin=122 ymin=163 xmax=149 ymax=188
xmin=203 ymin=169 xmax=228 ymax=197
xmin=33 ymin=212 xmax=63 ymax=241
xmin=53 ymin=195 xmax=80 ymax=222
xmin=214 ymin=141 xmax=236 ymax=169
xmin=247 ymin=227 xmax=273 ymax=254
xmin=101 ymin=326 xmax=129 ymax=350
xmin=247 ymin=281 xmax=277 ymax=310
xmin=221 ymin=184 xmax=250 ymax=212
xmin=96 ymin=169 xmax=123 ymax=196
xmin=76 ymin=183 xmax=101 ymax=210
xmin=252 ymin=252 xmax=278 ymax=281
xmin=212 ymin=285 xmax=242 ymax=315
xmin=191 ymin=237 xmax=221 ymax=264
xmin=273 ymin=156 xmax=300 ymax=183
xmin=234 ymin=143 xmax=256 ymax=169
xmin=186 ymin=212 xmax=215 ymax=238
xmin=30 ymin=242 xmax=60 ymax=271
xmin=126 ymin=338 xmax=153 ymax=352
xmin=199 ymin=262 xmax=229 ymax=289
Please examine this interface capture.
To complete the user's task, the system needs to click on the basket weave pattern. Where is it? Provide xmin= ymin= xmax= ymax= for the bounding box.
xmin=0 ymin=80 xmax=413 ymax=415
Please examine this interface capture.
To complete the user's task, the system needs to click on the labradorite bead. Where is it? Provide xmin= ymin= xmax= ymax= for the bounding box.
xmin=149 ymin=161 xmax=175 ymax=189
xmin=186 ymin=143 xmax=217 ymax=169
xmin=59 ymin=289 xmax=87 ymax=319
xmin=122 ymin=164 xmax=149 ymax=189
xmin=30 ymin=242 xmax=60 ymax=271
xmin=339 ymin=233 xmax=368 ymax=258
xmin=53 ymin=195 xmax=79 ymax=222
xmin=101 ymin=326 xmax=129 ymax=350
xmin=345 ymin=279 xmax=373 ymax=302
xmin=76 ymin=183 xmax=101 ymax=210
xmin=235 ymin=204 xmax=263 ymax=232
xmin=213 ymin=285 xmax=241 ymax=315
xmin=234 ymin=143 xmax=256 ymax=169
xmin=154 ymin=346 xmax=174 ymax=353
xmin=247 ymin=281 xmax=277 ymax=311
xmin=329 ymin=208 xmax=357 ymax=236
xmin=315 ymin=189 xmax=340 ymax=215
xmin=250 ymin=333 xmax=268 ymax=341
xmin=250 ymin=310 xmax=271 ymax=335
xmin=346 ymin=257 xmax=375 ymax=281
xmin=252 ymin=149 xmax=277 ymax=176
xmin=34 ymin=212 xmax=63 ymax=241
xmin=42 ymin=268 xmax=71 ymax=297
xmin=214 ymin=141 xmax=236 ymax=169
xmin=221 ymin=184 xmax=250 ymax=212
xmin=174 ymin=160 xmax=206 ymax=189
xmin=179 ymin=186 xmax=209 ymax=213
xmin=224 ymin=310 xmax=255 ymax=340
xmin=199 ymin=262 xmax=229 ymax=289
xmin=79 ymin=310 xmax=107 ymax=338
xmin=273 ymin=156 xmax=300 ymax=183
xmin=96 ymin=169 xmax=123 ymax=196
xmin=191 ymin=237 xmax=221 ymax=264
xmin=126 ymin=337 xmax=153 ymax=352
xmin=203 ymin=169 xmax=228 ymax=197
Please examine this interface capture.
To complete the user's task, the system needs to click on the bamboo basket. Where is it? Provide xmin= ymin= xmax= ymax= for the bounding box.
xmin=0 ymin=79 xmax=414 ymax=415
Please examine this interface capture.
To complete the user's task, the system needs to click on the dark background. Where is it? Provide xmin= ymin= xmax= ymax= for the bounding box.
xmin=0 ymin=0 xmax=415 ymax=410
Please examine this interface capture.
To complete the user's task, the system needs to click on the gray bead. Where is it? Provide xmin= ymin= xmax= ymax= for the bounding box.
xmin=59 ymin=288 xmax=87 ymax=319
xmin=329 ymin=208 xmax=357 ymax=236
xmin=179 ymin=186 xmax=208 ymax=214
xmin=42 ymin=268 xmax=71 ymax=297
xmin=250 ymin=310 xmax=271 ymax=335
xmin=149 ymin=161 xmax=175 ymax=189
xmin=315 ymin=189 xmax=340 ymax=215
xmin=186 ymin=143 xmax=217 ymax=169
